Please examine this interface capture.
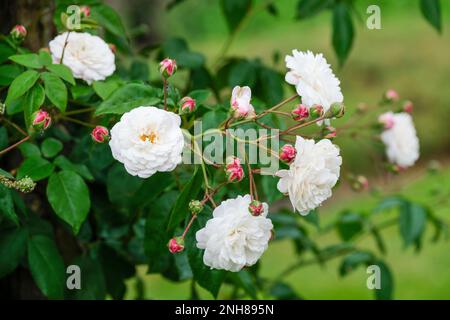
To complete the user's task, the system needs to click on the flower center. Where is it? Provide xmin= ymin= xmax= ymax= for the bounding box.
xmin=140 ymin=131 xmax=158 ymax=144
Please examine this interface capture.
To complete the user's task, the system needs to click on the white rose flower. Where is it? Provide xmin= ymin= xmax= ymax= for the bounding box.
xmin=109 ymin=106 xmax=184 ymax=178
xmin=380 ymin=112 xmax=419 ymax=168
xmin=196 ymin=195 xmax=273 ymax=272
xmin=49 ymin=32 xmax=115 ymax=84
xmin=285 ymin=50 xmax=343 ymax=114
xmin=230 ymin=86 xmax=255 ymax=118
xmin=276 ymin=136 xmax=342 ymax=215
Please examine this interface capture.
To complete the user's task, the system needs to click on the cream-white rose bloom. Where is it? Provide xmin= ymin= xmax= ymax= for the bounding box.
xmin=380 ymin=112 xmax=419 ymax=168
xmin=49 ymin=32 xmax=115 ymax=84
xmin=196 ymin=195 xmax=273 ymax=272
xmin=285 ymin=50 xmax=343 ymax=114
xmin=109 ymin=106 xmax=184 ymax=178
xmin=276 ymin=136 xmax=342 ymax=215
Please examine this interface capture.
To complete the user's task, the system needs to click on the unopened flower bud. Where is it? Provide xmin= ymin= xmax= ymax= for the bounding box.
xmin=403 ymin=100 xmax=413 ymax=113
xmin=225 ymin=156 xmax=244 ymax=183
xmin=0 ymin=101 xmax=5 ymax=115
xmin=108 ymin=43 xmax=116 ymax=54
xmin=350 ymin=175 xmax=369 ymax=192
xmin=188 ymin=200 xmax=203 ymax=214
xmin=32 ymin=110 xmax=51 ymax=131
xmin=325 ymin=102 xmax=345 ymax=119
xmin=279 ymin=144 xmax=296 ymax=163
xmin=91 ymin=126 xmax=109 ymax=143
xmin=378 ymin=112 xmax=395 ymax=130
xmin=179 ymin=96 xmax=196 ymax=114
xmin=248 ymin=200 xmax=264 ymax=216
xmin=386 ymin=163 xmax=401 ymax=174
xmin=291 ymin=104 xmax=309 ymax=121
xmin=384 ymin=89 xmax=399 ymax=102
xmin=10 ymin=25 xmax=27 ymax=42
xmin=159 ymin=58 xmax=177 ymax=78
xmin=168 ymin=237 xmax=184 ymax=254
xmin=80 ymin=5 xmax=91 ymax=18
xmin=16 ymin=176 xmax=36 ymax=193
xmin=322 ymin=126 xmax=337 ymax=139
xmin=309 ymin=104 xmax=324 ymax=120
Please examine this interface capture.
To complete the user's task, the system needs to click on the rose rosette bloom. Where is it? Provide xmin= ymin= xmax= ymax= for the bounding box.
xmin=230 ymin=86 xmax=255 ymax=118
xmin=285 ymin=50 xmax=343 ymax=115
xmin=276 ymin=136 xmax=342 ymax=215
xmin=196 ymin=195 xmax=273 ymax=272
xmin=109 ymin=106 xmax=184 ymax=178
xmin=380 ymin=112 xmax=419 ymax=168
xmin=91 ymin=126 xmax=109 ymax=143
xmin=49 ymin=32 xmax=115 ymax=84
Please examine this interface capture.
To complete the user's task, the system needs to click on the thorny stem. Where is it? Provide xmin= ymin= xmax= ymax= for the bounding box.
xmin=59 ymin=116 xmax=96 ymax=128
xmin=1 ymin=117 xmax=27 ymax=136
xmin=63 ymin=107 xmax=96 ymax=116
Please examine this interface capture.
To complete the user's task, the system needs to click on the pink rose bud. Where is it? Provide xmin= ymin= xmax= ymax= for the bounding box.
xmin=108 ymin=43 xmax=116 ymax=54
xmin=403 ymin=100 xmax=413 ymax=113
xmin=10 ymin=25 xmax=27 ymax=42
xmin=351 ymin=175 xmax=369 ymax=192
xmin=32 ymin=110 xmax=51 ymax=131
xmin=291 ymin=104 xmax=309 ymax=121
xmin=179 ymin=96 xmax=196 ymax=114
xmin=248 ymin=200 xmax=264 ymax=216
xmin=160 ymin=58 xmax=177 ymax=78
xmin=378 ymin=112 xmax=395 ymax=129
xmin=168 ymin=237 xmax=184 ymax=254
xmin=385 ymin=89 xmax=399 ymax=102
xmin=309 ymin=104 xmax=324 ymax=119
xmin=80 ymin=5 xmax=90 ymax=18
xmin=279 ymin=144 xmax=296 ymax=163
xmin=225 ymin=156 xmax=244 ymax=183
xmin=322 ymin=126 xmax=337 ymax=139
xmin=91 ymin=126 xmax=109 ymax=143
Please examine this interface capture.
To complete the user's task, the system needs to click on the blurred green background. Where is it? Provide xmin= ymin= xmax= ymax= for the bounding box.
xmin=109 ymin=0 xmax=450 ymax=299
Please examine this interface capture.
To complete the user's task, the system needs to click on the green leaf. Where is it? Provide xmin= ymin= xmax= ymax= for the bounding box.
xmin=17 ymin=156 xmax=54 ymax=181
xmin=5 ymin=70 xmax=40 ymax=105
xmin=332 ymin=2 xmax=354 ymax=66
xmin=399 ymin=203 xmax=427 ymax=248
xmin=38 ymin=50 xmax=53 ymax=66
xmin=228 ymin=60 xmax=257 ymax=87
xmin=93 ymin=78 xmax=122 ymax=100
xmin=91 ymin=4 xmax=127 ymax=39
xmin=23 ymin=83 xmax=45 ymax=128
xmin=420 ymin=0 xmax=442 ymax=33
xmin=337 ymin=211 xmax=364 ymax=241
xmin=232 ymin=270 xmax=258 ymax=299
xmin=129 ymin=60 xmax=149 ymax=82
xmin=27 ymin=235 xmax=65 ymax=299
xmin=19 ymin=142 xmax=41 ymax=158
xmin=0 ymin=227 xmax=27 ymax=277
xmin=258 ymin=67 xmax=284 ymax=105
xmin=339 ymin=251 xmax=374 ymax=276
xmin=0 ymin=126 xmax=7 ymax=150
xmin=47 ymin=171 xmax=91 ymax=234
xmin=69 ymin=253 xmax=107 ymax=300
xmin=54 ymin=156 xmax=94 ymax=181
xmin=0 ymin=64 xmax=23 ymax=86
xmin=41 ymin=138 xmax=63 ymax=158
xmin=42 ymin=72 xmax=67 ymax=111
xmin=46 ymin=64 xmax=75 ymax=85
xmin=296 ymin=0 xmax=333 ymax=19
xmin=185 ymin=207 xmax=226 ymax=298
xmin=0 ymin=42 xmax=15 ymax=64
xmin=374 ymin=260 xmax=394 ymax=300
xmin=0 ymin=167 xmax=14 ymax=179
xmin=162 ymin=38 xmax=205 ymax=69
xmin=188 ymin=89 xmax=211 ymax=104
xmin=95 ymin=83 xmax=160 ymax=115
xmin=9 ymin=53 xmax=42 ymax=69
xmin=167 ymin=167 xmax=203 ymax=231
xmin=269 ymin=282 xmax=301 ymax=300
xmin=0 ymin=185 xmax=18 ymax=225
xmin=220 ymin=0 xmax=252 ymax=31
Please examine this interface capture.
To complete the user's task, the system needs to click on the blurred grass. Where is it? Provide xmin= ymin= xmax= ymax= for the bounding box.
xmin=123 ymin=0 xmax=450 ymax=299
